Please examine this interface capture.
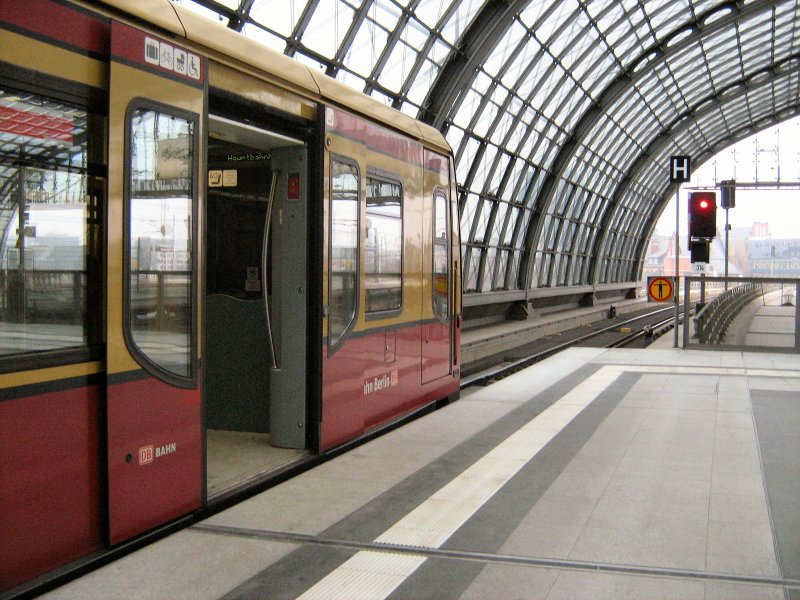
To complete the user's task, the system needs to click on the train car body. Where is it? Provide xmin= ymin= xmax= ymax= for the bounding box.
xmin=0 ymin=0 xmax=461 ymax=594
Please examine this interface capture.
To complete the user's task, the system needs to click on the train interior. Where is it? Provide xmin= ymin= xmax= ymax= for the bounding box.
xmin=204 ymin=114 xmax=310 ymax=498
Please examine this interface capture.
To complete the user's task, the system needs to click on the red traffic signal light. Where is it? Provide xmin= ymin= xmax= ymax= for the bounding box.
xmin=688 ymin=192 xmax=716 ymax=240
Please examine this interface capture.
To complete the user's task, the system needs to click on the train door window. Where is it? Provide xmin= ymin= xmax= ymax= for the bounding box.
xmin=329 ymin=157 xmax=359 ymax=351
xmin=365 ymin=174 xmax=402 ymax=316
xmin=433 ymin=190 xmax=449 ymax=321
xmin=0 ymin=88 xmax=103 ymax=358
xmin=125 ymin=104 xmax=197 ymax=383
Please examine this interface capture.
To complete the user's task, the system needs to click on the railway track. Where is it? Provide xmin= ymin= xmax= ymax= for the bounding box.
xmin=461 ymin=305 xmax=686 ymax=388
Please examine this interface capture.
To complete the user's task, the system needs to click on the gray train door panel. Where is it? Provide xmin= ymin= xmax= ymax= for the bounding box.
xmin=268 ymin=147 xmax=308 ymax=449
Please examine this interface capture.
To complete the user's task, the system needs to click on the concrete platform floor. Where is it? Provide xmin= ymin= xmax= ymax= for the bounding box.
xmin=42 ymin=347 xmax=800 ymax=600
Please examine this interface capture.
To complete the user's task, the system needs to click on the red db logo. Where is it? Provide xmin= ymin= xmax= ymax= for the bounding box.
xmin=139 ymin=445 xmax=154 ymax=465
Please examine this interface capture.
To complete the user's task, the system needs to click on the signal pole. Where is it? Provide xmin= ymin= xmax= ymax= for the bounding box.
xmin=674 ymin=186 xmax=680 ymax=348
xmin=721 ymin=180 xmax=735 ymax=291
xmin=670 ymin=156 xmax=691 ymax=348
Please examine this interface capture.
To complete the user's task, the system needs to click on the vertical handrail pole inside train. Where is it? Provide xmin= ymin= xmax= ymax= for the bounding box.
xmin=263 ymin=170 xmax=279 ymax=369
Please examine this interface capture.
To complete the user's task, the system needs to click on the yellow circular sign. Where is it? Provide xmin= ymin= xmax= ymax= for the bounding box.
xmin=648 ymin=277 xmax=674 ymax=302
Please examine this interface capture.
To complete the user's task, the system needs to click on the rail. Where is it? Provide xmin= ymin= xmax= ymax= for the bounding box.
xmin=692 ymin=282 xmax=763 ymax=344
xmin=683 ymin=276 xmax=800 ymax=352
xmin=461 ymin=305 xmax=680 ymax=388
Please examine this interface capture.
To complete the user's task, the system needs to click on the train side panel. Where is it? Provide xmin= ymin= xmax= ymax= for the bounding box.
xmin=0 ymin=376 xmax=103 ymax=589
xmin=0 ymin=0 xmax=109 ymax=590
xmin=320 ymin=107 xmax=459 ymax=450
xmin=105 ymin=19 xmax=205 ymax=544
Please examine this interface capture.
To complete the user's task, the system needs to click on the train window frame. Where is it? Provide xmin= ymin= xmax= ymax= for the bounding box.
xmin=364 ymin=169 xmax=403 ymax=320
xmin=123 ymin=98 xmax=199 ymax=388
xmin=0 ymin=80 xmax=105 ymax=371
xmin=432 ymin=187 xmax=450 ymax=324
xmin=328 ymin=154 xmax=360 ymax=354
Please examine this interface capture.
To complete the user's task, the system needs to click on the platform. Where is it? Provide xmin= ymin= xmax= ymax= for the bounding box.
xmin=43 ymin=347 xmax=800 ymax=600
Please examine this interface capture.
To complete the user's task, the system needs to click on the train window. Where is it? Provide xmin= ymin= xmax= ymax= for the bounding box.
xmin=126 ymin=105 xmax=196 ymax=383
xmin=433 ymin=190 xmax=449 ymax=322
xmin=329 ymin=158 xmax=359 ymax=350
xmin=0 ymin=88 xmax=102 ymax=358
xmin=365 ymin=175 xmax=402 ymax=316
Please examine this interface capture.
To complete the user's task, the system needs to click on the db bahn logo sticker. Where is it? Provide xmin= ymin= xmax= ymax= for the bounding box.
xmin=139 ymin=445 xmax=154 ymax=465
xmin=138 ymin=443 xmax=177 ymax=465
xmin=648 ymin=277 xmax=674 ymax=302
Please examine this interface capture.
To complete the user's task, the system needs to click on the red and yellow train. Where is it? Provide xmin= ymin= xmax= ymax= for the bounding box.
xmin=0 ymin=0 xmax=461 ymax=593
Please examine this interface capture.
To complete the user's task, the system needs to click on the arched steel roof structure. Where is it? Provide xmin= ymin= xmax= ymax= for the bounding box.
xmin=181 ymin=0 xmax=799 ymax=316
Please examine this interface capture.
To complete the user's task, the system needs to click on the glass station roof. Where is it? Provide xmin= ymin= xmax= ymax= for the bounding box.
xmin=179 ymin=0 xmax=800 ymax=298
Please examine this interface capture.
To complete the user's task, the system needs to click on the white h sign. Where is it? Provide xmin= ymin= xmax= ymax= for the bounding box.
xmin=670 ymin=155 xmax=691 ymax=182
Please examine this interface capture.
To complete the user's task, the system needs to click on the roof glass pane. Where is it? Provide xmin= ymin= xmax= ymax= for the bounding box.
xmin=379 ymin=38 xmax=421 ymax=94
xmin=482 ymin=248 xmax=497 ymax=290
xmin=473 ymin=199 xmax=493 ymax=244
xmin=507 ymin=105 xmax=535 ymax=152
xmin=739 ymin=13 xmax=774 ymax=53
xmin=489 ymin=152 xmax=512 ymax=196
xmin=247 ymin=0 xmax=307 ymax=38
xmin=471 ymin=144 xmax=499 ymax=191
xmin=507 ymin=161 xmax=528 ymax=200
xmin=471 ymin=69 xmax=493 ymax=95
xmin=530 ymin=70 xmax=569 ymax=121
xmin=302 ymin=0 xmax=355 ymax=58
xmin=489 ymin=201 xmax=509 ymax=245
xmin=455 ymin=135 xmax=480 ymax=184
xmin=503 ymin=206 xmax=521 ymax=245
xmin=293 ymin=50 xmax=327 ymax=71
xmin=406 ymin=56 xmax=440 ymax=105
xmin=445 ymin=124 xmax=465 ymax=155
xmin=560 ymin=93 xmax=593 ymax=131
xmin=550 ymin=8 xmax=592 ymax=61
xmin=514 ymin=45 xmax=548 ymax=99
xmin=413 ymin=0 xmax=454 ymax=30
xmin=461 ymin=192 xmax=479 ymax=236
xmin=176 ymin=0 xmax=230 ymax=24
xmin=571 ymin=43 xmax=617 ymax=91
xmin=637 ymin=72 xmax=677 ymax=115
xmin=472 ymin=88 xmax=502 ymax=137
xmin=605 ymin=7 xmax=651 ymax=64
xmin=693 ymin=0 xmax=730 ymax=18
xmin=369 ymin=0 xmax=404 ymax=29
xmin=773 ymin=10 xmax=794 ymax=59
xmin=241 ymin=23 xmax=288 ymax=53
xmin=483 ymin=20 xmax=528 ymax=78
xmin=534 ymin=0 xmax=579 ymax=45
xmin=437 ymin=0 xmax=483 ymax=44
xmin=339 ymin=70 xmax=367 ymax=94
xmin=494 ymin=105 xmax=520 ymax=147
xmin=646 ymin=0 xmax=692 ymax=39
xmin=704 ymin=30 xmax=741 ymax=88
xmin=398 ymin=14 xmax=432 ymax=48
xmin=403 ymin=35 xmax=450 ymax=107
xmin=501 ymin=34 xmax=542 ymax=91
xmin=452 ymin=88 xmax=483 ymax=130
xmin=588 ymin=1 xmax=628 ymax=36
xmin=344 ymin=16 xmax=390 ymax=78
xmin=518 ymin=0 xmax=555 ymax=30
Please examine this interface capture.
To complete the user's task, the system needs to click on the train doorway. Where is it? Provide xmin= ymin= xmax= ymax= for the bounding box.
xmin=204 ymin=115 xmax=310 ymax=498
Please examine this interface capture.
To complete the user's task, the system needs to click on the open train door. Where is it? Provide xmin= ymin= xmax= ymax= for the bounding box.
xmin=105 ymin=21 xmax=205 ymax=544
